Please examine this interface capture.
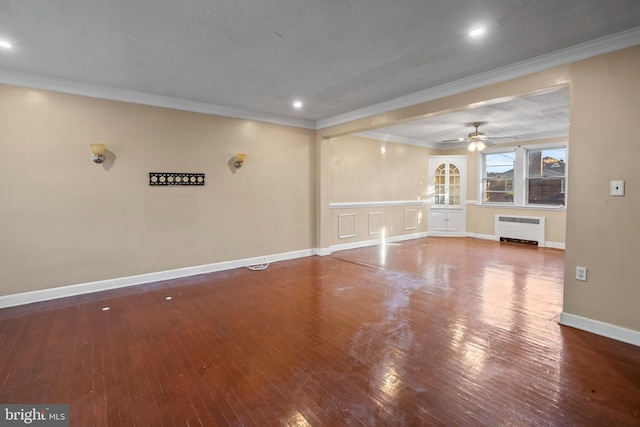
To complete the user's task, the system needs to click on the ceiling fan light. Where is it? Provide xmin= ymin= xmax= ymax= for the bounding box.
xmin=468 ymin=141 xmax=477 ymax=151
xmin=476 ymin=141 xmax=486 ymax=151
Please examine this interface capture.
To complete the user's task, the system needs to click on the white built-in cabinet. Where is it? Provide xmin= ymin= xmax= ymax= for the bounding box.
xmin=428 ymin=156 xmax=467 ymax=235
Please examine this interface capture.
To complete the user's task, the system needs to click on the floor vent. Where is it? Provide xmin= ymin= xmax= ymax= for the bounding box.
xmin=495 ymin=215 xmax=545 ymax=247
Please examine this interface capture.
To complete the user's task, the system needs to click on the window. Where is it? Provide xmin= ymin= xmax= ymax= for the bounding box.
xmin=483 ymin=152 xmax=515 ymax=203
xmin=480 ymin=144 xmax=567 ymax=208
xmin=527 ymin=148 xmax=566 ymax=206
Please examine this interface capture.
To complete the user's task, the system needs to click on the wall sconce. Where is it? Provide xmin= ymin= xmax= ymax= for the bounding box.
xmin=90 ymin=143 xmax=106 ymax=163
xmin=234 ymin=153 xmax=247 ymax=168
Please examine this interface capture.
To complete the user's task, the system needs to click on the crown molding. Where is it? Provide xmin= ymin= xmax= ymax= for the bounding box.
xmin=0 ymin=68 xmax=316 ymax=130
xmin=1 ymin=27 xmax=638 ymax=131
xmin=315 ymin=26 xmax=640 ymax=130
xmin=356 ymin=129 xmax=569 ymax=150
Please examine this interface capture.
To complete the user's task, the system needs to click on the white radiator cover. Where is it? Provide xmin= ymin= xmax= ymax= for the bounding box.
xmin=495 ymin=215 xmax=546 ymax=246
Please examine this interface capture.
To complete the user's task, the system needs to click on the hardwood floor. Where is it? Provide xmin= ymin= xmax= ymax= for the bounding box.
xmin=1 ymin=237 xmax=639 ymax=426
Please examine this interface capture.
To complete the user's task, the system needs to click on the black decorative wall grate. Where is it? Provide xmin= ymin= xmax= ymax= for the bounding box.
xmin=149 ymin=172 xmax=205 ymax=186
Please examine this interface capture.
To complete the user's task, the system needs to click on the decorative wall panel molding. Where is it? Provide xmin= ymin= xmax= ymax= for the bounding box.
xmin=149 ymin=172 xmax=205 ymax=186
xmin=368 ymin=212 xmax=384 ymax=235
xmin=338 ymin=213 xmax=357 ymax=239
xmin=404 ymin=209 xmax=418 ymax=230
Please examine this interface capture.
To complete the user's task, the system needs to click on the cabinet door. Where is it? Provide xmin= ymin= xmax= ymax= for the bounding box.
xmin=430 ymin=210 xmax=448 ymax=231
xmin=446 ymin=209 xmax=464 ymax=231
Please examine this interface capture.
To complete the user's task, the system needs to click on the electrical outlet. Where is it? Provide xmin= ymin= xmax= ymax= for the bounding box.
xmin=576 ymin=266 xmax=587 ymax=282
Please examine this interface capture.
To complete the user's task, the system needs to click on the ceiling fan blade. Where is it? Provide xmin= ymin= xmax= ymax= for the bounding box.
xmin=442 ymin=122 xmax=518 ymax=146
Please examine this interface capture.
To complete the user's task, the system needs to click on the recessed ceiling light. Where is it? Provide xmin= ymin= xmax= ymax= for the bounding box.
xmin=293 ymin=100 xmax=303 ymax=109
xmin=469 ymin=27 xmax=486 ymax=38
xmin=0 ymin=40 xmax=12 ymax=49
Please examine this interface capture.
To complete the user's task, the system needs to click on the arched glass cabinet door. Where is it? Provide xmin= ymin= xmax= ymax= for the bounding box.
xmin=428 ymin=155 xmax=467 ymax=234
xmin=433 ymin=162 xmax=461 ymax=206
xmin=448 ymin=163 xmax=461 ymax=206
xmin=434 ymin=163 xmax=447 ymax=205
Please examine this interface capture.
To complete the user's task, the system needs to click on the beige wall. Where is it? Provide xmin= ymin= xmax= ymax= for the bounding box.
xmin=330 ymin=135 xmax=432 ymax=202
xmin=3 ymin=44 xmax=639 ymax=336
xmin=328 ymin=135 xmax=433 ymax=246
xmin=563 ymin=46 xmax=640 ymax=330
xmin=0 ymin=85 xmax=315 ymax=295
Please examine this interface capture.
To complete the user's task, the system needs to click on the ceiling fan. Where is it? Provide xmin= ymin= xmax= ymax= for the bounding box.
xmin=442 ymin=121 xmax=517 ymax=151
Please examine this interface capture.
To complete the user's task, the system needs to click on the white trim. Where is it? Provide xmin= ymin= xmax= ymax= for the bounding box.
xmin=545 ymin=241 xmax=566 ymax=250
xmin=560 ymin=312 xmax=640 ymax=348
xmin=368 ymin=212 xmax=384 ymax=235
xmin=427 ymin=231 xmax=468 ymax=238
xmin=316 ymin=247 xmax=333 ymax=256
xmin=0 ymin=249 xmax=314 ymax=309
xmin=330 ymin=200 xmax=427 ymax=209
xmin=316 ymin=27 xmax=640 ymax=129
xmin=0 ymin=68 xmax=315 ymax=130
xmin=466 ymin=233 xmax=496 ymax=241
xmin=404 ymin=209 xmax=418 ymax=230
xmin=357 ymin=129 xmax=569 ymax=150
xmin=330 ymin=232 xmax=429 ymax=253
xmin=338 ymin=213 xmax=357 ymax=239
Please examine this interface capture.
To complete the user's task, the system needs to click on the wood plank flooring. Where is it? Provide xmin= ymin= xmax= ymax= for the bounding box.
xmin=1 ymin=237 xmax=639 ymax=426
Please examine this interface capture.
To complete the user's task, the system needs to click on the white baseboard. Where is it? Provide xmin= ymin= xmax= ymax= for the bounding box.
xmin=315 ymin=247 xmax=332 ymax=256
xmin=427 ymin=231 xmax=468 ymax=238
xmin=466 ymin=233 xmax=496 ymax=241
xmin=330 ymin=231 xmax=429 ymax=253
xmin=559 ymin=312 xmax=640 ymax=347
xmin=545 ymin=241 xmax=566 ymax=249
xmin=0 ymin=249 xmax=314 ymax=309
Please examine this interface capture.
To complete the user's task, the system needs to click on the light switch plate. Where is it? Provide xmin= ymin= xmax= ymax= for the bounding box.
xmin=610 ymin=180 xmax=625 ymax=196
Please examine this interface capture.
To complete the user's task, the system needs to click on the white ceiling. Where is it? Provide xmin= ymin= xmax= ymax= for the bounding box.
xmin=0 ymin=1 xmax=639 ymax=139
xmin=357 ymin=86 xmax=571 ymax=148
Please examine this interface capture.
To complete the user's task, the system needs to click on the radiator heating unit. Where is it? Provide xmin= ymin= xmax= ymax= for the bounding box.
xmin=495 ymin=215 xmax=545 ymax=246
